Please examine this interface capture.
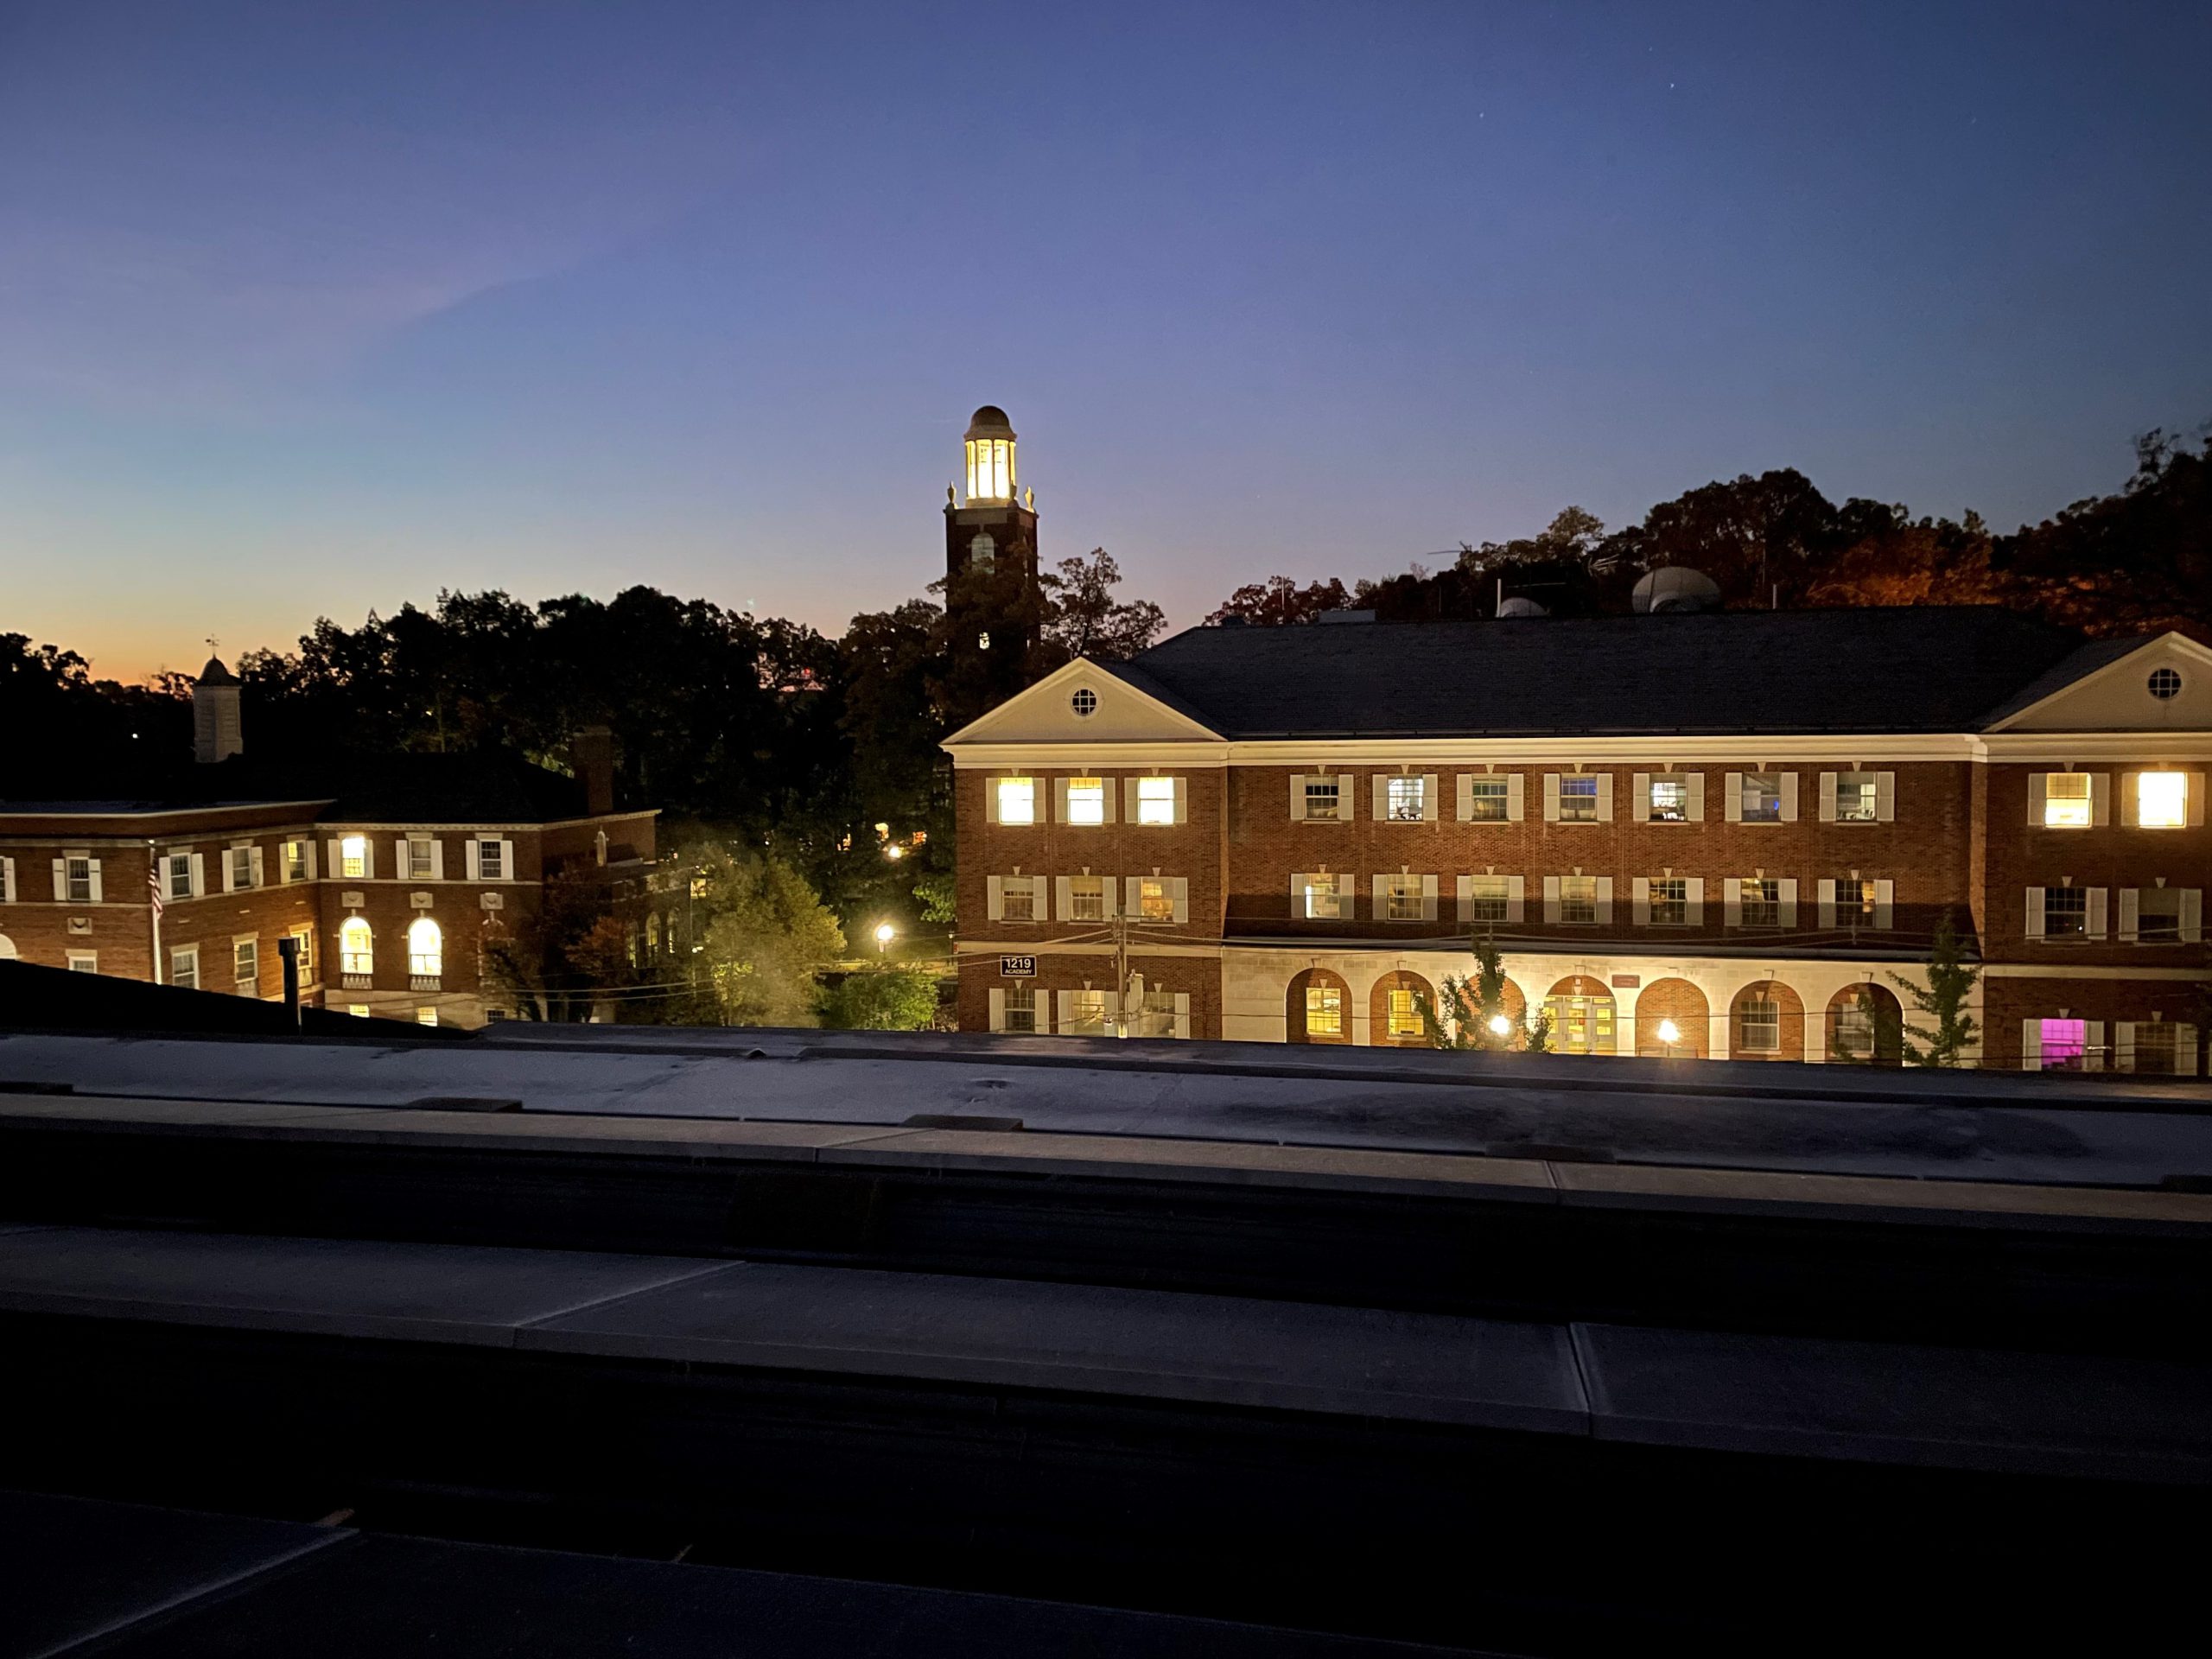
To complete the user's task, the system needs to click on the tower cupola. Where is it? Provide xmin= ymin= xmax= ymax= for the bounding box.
xmin=963 ymin=405 xmax=1017 ymax=505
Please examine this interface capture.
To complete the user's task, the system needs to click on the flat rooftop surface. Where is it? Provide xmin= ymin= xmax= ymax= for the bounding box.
xmin=3 ymin=1026 xmax=2209 ymax=1187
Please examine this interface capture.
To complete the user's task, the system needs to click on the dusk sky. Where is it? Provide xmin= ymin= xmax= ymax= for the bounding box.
xmin=3 ymin=1 xmax=2208 ymax=680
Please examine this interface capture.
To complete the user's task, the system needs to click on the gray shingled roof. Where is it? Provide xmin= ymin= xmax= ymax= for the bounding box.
xmin=1110 ymin=607 xmax=2097 ymax=738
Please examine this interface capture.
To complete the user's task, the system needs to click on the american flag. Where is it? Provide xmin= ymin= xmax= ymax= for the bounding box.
xmin=148 ymin=863 xmax=164 ymax=918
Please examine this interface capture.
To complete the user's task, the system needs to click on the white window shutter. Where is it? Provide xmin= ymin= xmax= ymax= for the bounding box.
xmin=1124 ymin=877 xmax=1142 ymax=918
xmin=1173 ymin=993 xmax=1191 ymax=1039
xmin=1456 ymin=775 xmax=1473 ymax=821
xmin=2020 ymin=1019 xmax=2042 ymax=1071
xmin=1506 ymin=774 xmax=1526 ymax=822
xmin=498 ymin=839 xmax=514 ymax=880
xmin=87 ymin=859 xmax=102 ymax=902
xmin=2024 ymin=887 xmax=2044 ymax=938
xmin=1542 ymin=775 xmax=1561 ymax=822
xmin=1686 ymin=877 xmax=1704 ymax=925
xmin=305 ymin=841 xmax=317 ymax=880
xmin=1723 ymin=877 xmax=1743 ymax=928
xmin=189 ymin=853 xmax=205 ymax=898
xmin=2117 ymin=888 xmax=2139 ymax=943
xmin=1054 ymin=876 xmax=1072 ymax=921
xmin=2026 ymin=774 xmax=2048 ymax=828
xmin=326 ymin=839 xmax=341 ymax=879
xmin=1876 ymin=772 xmax=1897 ymax=823
xmin=1724 ymin=772 xmax=1743 ymax=823
xmin=1173 ymin=778 xmax=1188 ymax=825
xmin=1421 ymin=774 xmax=1440 ymax=823
xmin=1335 ymin=872 xmax=1355 ymax=910
xmin=1818 ymin=772 xmax=1838 ymax=823
xmin=224 ymin=852 xmax=238 ymax=893
xmin=1632 ymin=774 xmax=1651 ymax=821
xmin=1780 ymin=772 xmax=1800 ymax=822
xmin=1371 ymin=874 xmax=1389 ymax=916
xmin=2181 ymin=889 xmax=2202 ymax=944
xmin=1172 ymin=878 xmax=1189 ymax=924
xmin=2090 ymin=773 xmax=2110 ymax=827
xmin=1778 ymin=877 xmax=1798 ymax=929
xmin=1056 ymin=991 xmax=1073 ymax=1034
xmin=1289 ymin=775 xmax=1307 ymax=820
xmin=1372 ymin=776 xmax=1391 ymax=820
xmin=394 ymin=838 xmax=409 ymax=880
xmin=1542 ymin=875 xmax=1561 ymax=924
xmin=1506 ymin=874 xmax=1526 ymax=924
xmin=2114 ymin=1022 xmax=2136 ymax=1074
xmin=2177 ymin=1025 xmax=2200 ymax=1077
xmin=1687 ymin=773 xmax=1706 ymax=822
xmin=2118 ymin=774 xmax=2138 ymax=829
xmin=2191 ymin=772 xmax=2208 ymax=829
xmin=1421 ymin=874 xmax=1439 ymax=921
xmin=1102 ymin=878 xmax=1120 ymax=919
xmin=1289 ymin=873 xmax=1306 ymax=915
xmin=2086 ymin=887 xmax=2107 ymax=940
xmin=429 ymin=841 xmax=444 ymax=880
xmin=250 ymin=847 xmax=265 ymax=887
xmin=1342 ymin=778 xmax=1360 ymax=820
xmin=1053 ymin=778 xmax=1070 ymax=823
xmin=2084 ymin=1020 xmax=2106 ymax=1072
xmin=1631 ymin=876 xmax=1650 ymax=926
xmin=1456 ymin=874 xmax=1473 ymax=920
xmin=1100 ymin=779 xmax=1116 ymax=825
xmin=1594 ymin=876 xmax=1613 ymax=925
xmin=986 ymin=877 xmax=1004 ymax=922
xmin=1873 ymin=880 xmax=1894 ymax=930
xmin=1595 ymin=775 xmax=1614 ymax=823
xmin=983 ymin=777 xmax=1001 ymax=825
xmin=1122 ymin=779 xmax=1140 ymax=821
xmin=1816 ymin=878 xmax=1837 ymax=929
xmin=0 ymin=856 xmax=12 ymax=904
xmin=464 ymin=841 xmax=480 ymax=881
xmin=988 ymin=988 xmax=1006 ymax=1033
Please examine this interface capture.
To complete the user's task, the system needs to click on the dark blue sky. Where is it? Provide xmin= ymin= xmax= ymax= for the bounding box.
xmin=3 ymin=1 xmax=2207 ymax=674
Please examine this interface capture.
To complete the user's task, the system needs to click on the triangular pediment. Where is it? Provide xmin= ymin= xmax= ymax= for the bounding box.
xmin=1989 ymin=632 xmax=2212 ymax=733
xmin=945 ymin=658 xmax=1222 ymax=747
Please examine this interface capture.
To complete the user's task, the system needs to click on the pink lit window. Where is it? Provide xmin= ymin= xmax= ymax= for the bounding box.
xmin=2038 ymin=1018 xmax=2088 ymax=1071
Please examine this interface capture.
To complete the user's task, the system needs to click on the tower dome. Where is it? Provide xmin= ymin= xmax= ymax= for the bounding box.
xmin=963 ymin=405 xmax=1017 ymax=503
xmin=1632 ymin=566 xmax=1723 ymax=614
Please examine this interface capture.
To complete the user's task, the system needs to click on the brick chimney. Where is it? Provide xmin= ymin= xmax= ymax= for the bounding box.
xmin=570 ymin=725 xmax=615 ymax=817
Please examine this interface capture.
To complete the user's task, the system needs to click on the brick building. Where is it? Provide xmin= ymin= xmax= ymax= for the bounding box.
xmin=946 ymin=609 xmax=2212 ymax=1073
xmin=0 ymin=659 xmax=657 ymax=1028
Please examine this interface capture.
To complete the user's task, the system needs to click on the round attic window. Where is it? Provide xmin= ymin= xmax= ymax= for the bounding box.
xmin=1070 ymin=687 xmax=1098 ymax=718
xmin=2148 ymin=667 xmax=2182 ymax=701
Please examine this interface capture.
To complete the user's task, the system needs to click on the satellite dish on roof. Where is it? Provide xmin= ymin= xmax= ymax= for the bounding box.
xmin=1496 ymin=596 xmax=1548 ymax=619
xmin=1633 ymin=567 xmax=1723 ymax=614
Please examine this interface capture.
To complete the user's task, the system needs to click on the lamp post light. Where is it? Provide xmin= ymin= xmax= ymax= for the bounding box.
xmin=1656 ymin=1017 xmax=1681 ymax=1059
xmin=874 ymin=922 xmax=896 ymax=956
xmin=1487 ymin=1014 xmax=1513 ymax=1042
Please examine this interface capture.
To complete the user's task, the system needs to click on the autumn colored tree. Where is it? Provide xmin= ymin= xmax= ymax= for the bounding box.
xmin=1205 ymin=575 xmax=1353 ymax=626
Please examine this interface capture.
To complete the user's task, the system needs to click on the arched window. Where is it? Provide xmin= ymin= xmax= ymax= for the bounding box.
xmin=407 ymin=917 xmax=442 ymax=979
xmin=1287 ymin=968 xmax=1351 ymax=1045
xmin=340 ymin=917 xmax=373 ymax=976
xmin=1544 ymin=976 xmax=1617 ymax=1055
xmin=969 ymin=532 xmax=996 ymax=571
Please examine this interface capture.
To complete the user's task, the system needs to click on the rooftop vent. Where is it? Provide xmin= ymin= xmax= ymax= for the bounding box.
xmin=1632 ymin=567 xmax=1723 ymax=615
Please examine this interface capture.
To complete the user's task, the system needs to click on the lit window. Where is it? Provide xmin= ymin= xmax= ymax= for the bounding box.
xmin=1384 ymin=875 xmax=1423 ymax=920
xmin=995 ymin=778 xmax=1037 ymax=825
xmin=1139 ymin=878 xmax=1174 ymax=921
xmin=1300 ymin=878 xmax=1343 ymax=919
xmin=1466 ymin=778 xmax=1510 ymax=822
xmin=1737 ymin=997 xmax=1781 ymax=1052
xmin=340 ymin=836 xmax=367 ymax=879
xmin=977 ymin=632 xmax=990 ymax=651
xmin=1135 ymin=777 xmax=1176 ymax=825
xmin=408 ymin=917 xmax=443 ymax=979
xmin=416 ymin=1007 xmax=438 ymax=1027
xmin=1835 ymin=773 xmax=1878 ymax=823
xmin=348 ymin=1004 xmax=371 ymax=1018
xmin=1301 ymin=778 xmax=1340 ymax=821
xmin=1560 ymin=874 xmax=1599 ymax=924
xmin=1069 ymin=989 xmax=1108 ymax=1035
xmin=2043 ymin=774 xmax=2092 ymax=829
xmin=1386 ymin=988 xmax=1423 ymax=1039
xmin=1387 ymin=776 xmax=1426 ymax=821
xmin=477 ymin=839 xmax=505 ymax=880
xmin=969 ymin=532 xmax=995 ymax=570
xmin=1560 ymin=777 xmax=1599 ymax=823
xmin=1740 ymin=773 xmax=1782 ymax=823
xmin=1832 ymin=874 xmax=1877 ymax=925
xmin=170 ymin=947 xmax=199 ymax=990
xmin=1305 ymin=984 xmax=1343 ymax=1037
xmin=407 ymin=839 xmax=435 ymax=879
xmin=1739 ymin=877 xmax=1781 ymax=927
xmin=1070 ymin=688 xmax=1097 ymax=718
xmin=1003 ymin=984 xmax=1038 ymax=1033
xmin=168 ymin=855 xmax=193 ymax=900
xmin=2148 ymin=667 xmax=2182 ymax=701
xmin=1834 ymin=1001 xmax=1873 ymax=1059
xmin=233 ymin=938 xmax=257 ymax=988
xmin=1001 ymin=879 xmax=1035 ymax=923
xmin=1648 ymin=778 xmax=1688 ymax=822
xmin=340 ymin=917 xmax=374 ymax=976
xmin=289 ymin=926 xmax=314 ymax=978
xmin=283 ymin=840 xmax=309 ymax=882
xmin=67 ymin=952 xmax=97 ymax=973
xmin=1065 ymin=778 xmax=1106 ymax=825
xmin=2137 ymin=772 xmax=2187 ymax=829
xmin=1068 ymin=876 xmax=1107 ymax=922
xmin=2138 ymin=887 xmax=2183 ymax=941
xmin=2038 ymin=1017 xmax=2088 ymax=1071
xmin=1466 ymin=875 xmax=1510 ymax=923
xmin=2042 ymin=887 xmax=2087 ymax=938
xmin=1649 ymin=876 xmax=1688 ymax=925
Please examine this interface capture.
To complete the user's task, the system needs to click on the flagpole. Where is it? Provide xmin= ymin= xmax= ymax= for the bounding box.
xmin=148 ymin=840 xmax=163 ymax=985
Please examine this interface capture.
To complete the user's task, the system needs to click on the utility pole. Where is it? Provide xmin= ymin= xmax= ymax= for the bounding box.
xmin=1111 ymin=912 xmax=1130 ymax=1038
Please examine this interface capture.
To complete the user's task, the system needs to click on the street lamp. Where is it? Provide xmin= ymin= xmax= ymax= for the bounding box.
xmin=1487 ymin=1014 xmax=1513 ymax=1038
xmin=884 ymin=843 xmax=905 ymax=861
xmin=1656 ymin=1017 xmax=1681 ymax=1059
xmin=874 ymin=922 xmax=896 ymax=955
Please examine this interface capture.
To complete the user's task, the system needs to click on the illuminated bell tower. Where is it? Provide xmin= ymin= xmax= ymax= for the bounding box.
xmin=944 ymin=404 xmax=1042 ymax=667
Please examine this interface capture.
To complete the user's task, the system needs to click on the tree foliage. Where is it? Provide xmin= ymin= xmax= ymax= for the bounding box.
xmin=821 ymin=968 xmax=942 ymax=1031
xmin=1888 ymin=911 xmax=1980 ymax=1068
xmin=1044 ymin=548 xmax=1167 ymax=661
xmin=1205 ymin=575 xmax=1354 ymax=626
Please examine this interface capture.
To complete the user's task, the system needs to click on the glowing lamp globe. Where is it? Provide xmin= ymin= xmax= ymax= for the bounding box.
xmin=1656 ymin=1019 xmax=1681 ymax=1046
xmin=1487 ymin=1014 xmax=1513 ymax=1037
